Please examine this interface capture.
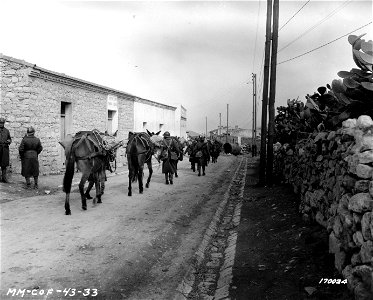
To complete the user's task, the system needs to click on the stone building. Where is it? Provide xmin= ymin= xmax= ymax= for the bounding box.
xmin=0 ymin=54 xmax=187 ymax=174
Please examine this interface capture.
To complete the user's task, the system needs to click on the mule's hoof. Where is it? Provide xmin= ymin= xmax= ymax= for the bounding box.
xmin=166 ymin=181 xmax=169 ymax=185
xmin=145 ymin=183 xmax=149 ymax=188
xmin=170 ymin=181 xmax=173 ymax=185
xmin=128 ymin=192 xmax=132 ymax=196
xmin=65 ymin=210 xmax=71 ymax=215
xmin=82 ymin=206 xmax=87 ymax=210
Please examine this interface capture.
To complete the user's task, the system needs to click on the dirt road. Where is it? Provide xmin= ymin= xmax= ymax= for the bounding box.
xmin=1 ymin=155 xmax=242 ymax=300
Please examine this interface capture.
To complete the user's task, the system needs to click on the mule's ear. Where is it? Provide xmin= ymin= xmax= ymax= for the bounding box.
xmin=156 ymin=131 xmax=161 ymax=135
xmin=146 ymin=129 xmax=152 ymax=136
xmin=58 ymin=141 xmax=66 ymax=149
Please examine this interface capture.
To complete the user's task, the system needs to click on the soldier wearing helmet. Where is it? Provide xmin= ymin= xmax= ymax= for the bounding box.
xmin=161 ymin=131 xmax=180 ymax=185
xmin=0 ymin=117 xmax=12 ymax=183
xmin=19 ymin=126 xmax=43 ymax=189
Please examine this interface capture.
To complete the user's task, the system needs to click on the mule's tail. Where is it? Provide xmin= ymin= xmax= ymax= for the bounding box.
xmin=63 ymin=153 xmax=75 ymax=193
xmin=132 ymin=162 xmax=139 ymax=183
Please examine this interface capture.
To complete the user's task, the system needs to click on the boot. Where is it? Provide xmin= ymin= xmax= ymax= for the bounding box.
xmin=165 ymin=174 xmax=169 ymax=185
xmin=169 ymin=174 xmax=173 ymax=185
xmin=34 ymin=176 xmax=39 ymax=189
xmin=25 ymin=177 xmax=31 ymax=189
xmin=1 ymin=167 xmax=8 ymax=183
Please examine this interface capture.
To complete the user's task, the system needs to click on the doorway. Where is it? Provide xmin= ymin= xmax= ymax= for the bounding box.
xmin=60 ymin=102 xmax=72 ymax=166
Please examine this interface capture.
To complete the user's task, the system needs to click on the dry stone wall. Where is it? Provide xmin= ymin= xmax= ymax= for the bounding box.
xmin=274 ymin=115 xmax=373 ymax=300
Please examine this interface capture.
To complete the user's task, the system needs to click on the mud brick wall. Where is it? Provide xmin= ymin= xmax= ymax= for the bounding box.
xmin=274 ymin=115 xmax=373 ymax=300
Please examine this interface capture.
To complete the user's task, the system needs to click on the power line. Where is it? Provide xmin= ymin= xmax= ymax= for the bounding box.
xmin=278 ymin=0 xmax=353 ymax=53
xmin=277 ymin=21 xmax=372 ymax=65
xmin=279 ymin=0 xmax=311 ymax=32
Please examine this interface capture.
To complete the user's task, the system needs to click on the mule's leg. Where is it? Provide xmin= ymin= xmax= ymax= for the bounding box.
xmin=79 ymin=174 xmax=89 ymax=210
xmin=65 ymin=193 xmax=71 ymax=215
xmin=138 ymin=165 xmax=144 ymax=194
xmin=145 ymin=161 xmax=152 ymax=188
xmin=174 ymin=161 xmax=178 ymax=178
xmin=94 ymin=175 xmax=101 ymax=204
xmin=85 ymin=180 xmax=94 ymax=199
xmin=128 ymin=170 xmax=132 ymax=196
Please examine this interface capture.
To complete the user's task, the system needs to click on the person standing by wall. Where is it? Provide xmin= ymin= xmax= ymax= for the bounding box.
xmin=0 ymin=117 xmax=12 ymax=183
xmin=19 ymin=127 xmax=43 ymax=189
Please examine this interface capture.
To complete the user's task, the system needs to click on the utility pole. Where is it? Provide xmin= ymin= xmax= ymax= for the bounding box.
xmin=266 ymin=0 xmax=279 ymax=186
xmin=206 ymin=116 xmax=207 ymax=138
xmin=258 ymin=0 xmax=273 ymax=186
xmin=226 ymin=104 xmax=229 ymax=143
xmin=252 ymin=73 xmax=257 ymax=146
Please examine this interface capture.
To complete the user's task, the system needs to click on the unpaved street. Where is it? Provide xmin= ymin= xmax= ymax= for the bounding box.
xmin=1 ymin=155 xmax=242 ymax=300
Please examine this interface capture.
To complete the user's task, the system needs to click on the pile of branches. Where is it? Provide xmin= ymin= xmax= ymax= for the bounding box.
xmin=275 ymin=34 xmax=373 ymax=145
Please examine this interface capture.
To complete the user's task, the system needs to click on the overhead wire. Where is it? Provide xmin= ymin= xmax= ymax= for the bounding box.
xmin=278 ymin=0 xmax=353 ymax=53
xmin=279 ymin=0 xmax=311 ymax=32
xmin=277 ymin=21 xmax=372 ymax=65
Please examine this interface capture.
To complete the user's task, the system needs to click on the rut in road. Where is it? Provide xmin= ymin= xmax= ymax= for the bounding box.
xmin=175 ymin=156 xmax=248 ymax=299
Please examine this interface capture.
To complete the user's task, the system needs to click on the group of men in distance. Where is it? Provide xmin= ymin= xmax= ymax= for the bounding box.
xmin=159 ymin=132 xmax=222 ymax=185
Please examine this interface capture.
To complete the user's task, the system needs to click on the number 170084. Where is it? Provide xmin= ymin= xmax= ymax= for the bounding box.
xmin=319 ymin=278 xmax=347 ymax=284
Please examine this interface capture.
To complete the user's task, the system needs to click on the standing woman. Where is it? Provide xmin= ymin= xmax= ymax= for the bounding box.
xmin=19 ymin=127 xmax=43 ymax=189
xmin=0 ymin=117 xmax=12 ymax=183
xmin=161 ymin=131 xmax=180 ymax=185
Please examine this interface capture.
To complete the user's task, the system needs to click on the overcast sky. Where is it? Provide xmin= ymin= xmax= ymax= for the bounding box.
xmin=1 ymin=0 xmax=372 ymax=134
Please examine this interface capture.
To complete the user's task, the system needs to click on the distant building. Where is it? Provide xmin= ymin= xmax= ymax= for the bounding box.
xmin=209 ymin=125 xmax=260 ymax=145
xmin=0 ymin=54 xmax=187 ymax=174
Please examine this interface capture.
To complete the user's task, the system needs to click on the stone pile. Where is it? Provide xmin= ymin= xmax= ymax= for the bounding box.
xmin=274 ymin=115 xmax=373 ymax=300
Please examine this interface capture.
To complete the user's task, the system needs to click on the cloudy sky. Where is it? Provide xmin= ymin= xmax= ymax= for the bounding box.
xmin=1 ymin=0 xmax=372 ymax=134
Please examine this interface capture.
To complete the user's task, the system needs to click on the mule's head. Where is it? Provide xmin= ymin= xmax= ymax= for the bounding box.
xmin=149 ymin=135 xmax=163 ymax=162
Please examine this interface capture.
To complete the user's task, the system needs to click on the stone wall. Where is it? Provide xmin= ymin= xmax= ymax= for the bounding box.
xmin=274 ymin=115 xmax=373 ymax=300
xmin=1 ymin=55 xmax=134 ymax=174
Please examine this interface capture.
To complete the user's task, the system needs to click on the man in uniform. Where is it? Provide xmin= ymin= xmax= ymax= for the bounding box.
xmin=0 ymin=117 xmax=12 ymax=183
xmin=19 ymin=127 xmax=43 ymax=189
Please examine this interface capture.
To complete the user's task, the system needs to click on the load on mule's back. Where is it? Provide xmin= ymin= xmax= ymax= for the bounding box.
xmin=59 ymin=129 xmax=123 ymax=215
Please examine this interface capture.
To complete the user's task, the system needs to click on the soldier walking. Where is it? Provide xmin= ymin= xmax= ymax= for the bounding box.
xmin=0 ymin=117 xmax=12 ymax=183
xmin=19 ymin=127 xmax=43 ymax=189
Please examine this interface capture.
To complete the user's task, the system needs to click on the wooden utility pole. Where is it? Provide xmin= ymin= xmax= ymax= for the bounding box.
xmin=266 ymin=0 xmax=279 ymax=186
xmin=258 ymin=0 xmax=273 ymax=186
xmin=226 ymin=104 xmax=229 ymax=143
xmin=252 ymin=73 xmax=257 ymax=143
xmin=206 ymin=116 xmax=208 ymax=138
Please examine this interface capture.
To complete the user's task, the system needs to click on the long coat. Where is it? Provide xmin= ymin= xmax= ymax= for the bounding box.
xmin=0 ymin=127 xmax=12 ymax=167
xmin=19 ymin=134 xmax=43 ymax=177
xmin=194 ymin=141 xmax=210 ymax=167
xmin=161 ymin=138 xmax=180 ymax=174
